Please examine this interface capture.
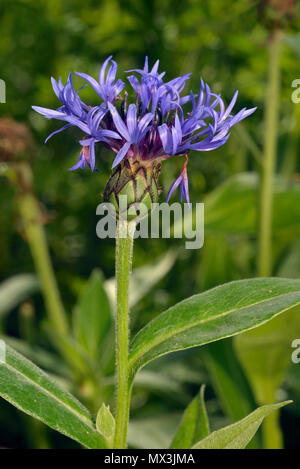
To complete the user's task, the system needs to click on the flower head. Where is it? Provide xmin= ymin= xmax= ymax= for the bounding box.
xmin=32 ymin=56 xmax=256 ymax=204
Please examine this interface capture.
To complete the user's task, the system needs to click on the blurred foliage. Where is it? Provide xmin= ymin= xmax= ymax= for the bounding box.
xmin=1 ymin=0 xmax=300 ymax=448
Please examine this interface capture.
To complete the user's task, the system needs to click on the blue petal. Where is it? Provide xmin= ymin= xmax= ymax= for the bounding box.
xmin=151 ymin=59 xmax=160 ymax=75
xmin=113 ymin=79 xmax=126 ymax=96
xmin=127 ymin=75 xmax=140 ymax=92
xmin=89 ymin=140 xmax=96 ymax=171
xmin=45 ymin=124 xmax=72 ymax=143
xmin=32 ymin=106 xmax=66 ymax=120
xmin=221 ymin=90 xmax=238 ymax=121
xmin=112 ymin=142 xmax=131 ymax=168
xmin=167 ymin=173 xmax=183 ymax=202
xmin=99 ymin=129 xmax=122 ymax=140
xmin=62 ymin=115 xmax=90 ymax=134
xmin=99 ymin=56 xmax=113 ymax=85
xmin=75 ymin=72 xmax=102 ymax=98
xmin=108 ymin=103 xmax=131 ymax=141
xmin=137 ymin=112 xmax=154 ymax=142
xmin=126 ymin=104 xmax=137 ymax=137
xmin=158 ymin=124 xmax=173 ymax=154
xmin=68 ymin=154 xmax=86 ymax=171
xmin=106 ymin=61 xmax=117 ymax=85
xmin=181 ymin=173 xmax=190 ymax=207
xmin=51 ymin=77 xmax=62 ymax=99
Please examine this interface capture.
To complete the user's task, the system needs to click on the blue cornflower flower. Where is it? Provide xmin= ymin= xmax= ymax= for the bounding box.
xmin=32 ymin=56 xmax=256 ymax=204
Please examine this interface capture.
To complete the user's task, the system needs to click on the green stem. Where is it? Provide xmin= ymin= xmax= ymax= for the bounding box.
xmin=262 ymin=408 xmax=283 ymax=449
xmin=258 ymin=30 xmax=282 ymax=277
xmin=261 ymin=380 xmax=283 ymax=449
xmin=18 ymin=191 xmax=69 ymax=336
xmin=257 ymin=30 xmax=283 ymax=449
xmin=113 ymin=220 xmax=135 ymax=449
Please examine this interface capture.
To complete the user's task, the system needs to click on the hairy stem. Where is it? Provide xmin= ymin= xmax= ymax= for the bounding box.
xmin=113 ymin=220 xmax=135 ymax=449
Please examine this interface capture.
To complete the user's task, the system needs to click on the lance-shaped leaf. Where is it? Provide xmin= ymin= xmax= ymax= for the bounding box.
xmin=128 ymin=278 xmax=300 ymax=380
xmin=192 ymin=401 xmax=291 ymax=449
xmin=170 ymin=385 xmax=210 ymax=449
xmin=0 ymin=343 xmax=107 ymax=449
xmin=2 ymin=335 xmax=69 ymax=378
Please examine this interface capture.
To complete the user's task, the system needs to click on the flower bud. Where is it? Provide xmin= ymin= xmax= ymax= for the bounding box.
xmin=103 ymin=159 xmax=161 ymax=220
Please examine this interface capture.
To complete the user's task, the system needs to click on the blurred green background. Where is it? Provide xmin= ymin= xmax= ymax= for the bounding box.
xmin=0 ymin=0 xmax=300 ymax=449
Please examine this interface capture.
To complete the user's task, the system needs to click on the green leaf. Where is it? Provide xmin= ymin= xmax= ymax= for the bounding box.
xmin=170 ymin=385 xmax=210 ymax=449
xmin=2 ymin=335 xmax=70 ymax=378
xmin=73 ymin=269 xmax=111 ymax=358
xmin=0 ymin=343 xmax=107 ymax=448
xmin=0 ymin=274 xmax=39 ymax=318
xmin=96 ymin=403 xmax=115 ymax=448
xmin=105 ymin=251 xmax=176 ymax=309
xmin=192 ymin=401 xmax=291 ymax=449
xmin=128 ymin=278 xmax=300 ymax=380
